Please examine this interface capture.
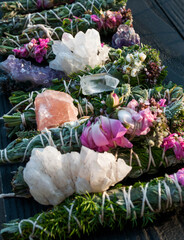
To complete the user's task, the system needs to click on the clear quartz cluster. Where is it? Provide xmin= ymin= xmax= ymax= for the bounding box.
xmin=49 ymin=29 xmax=110 ymax=75
xmin=0 ymin=55 xmax=64 ymax=87
xmin=23 ymin=146 xmax=132 ymax=205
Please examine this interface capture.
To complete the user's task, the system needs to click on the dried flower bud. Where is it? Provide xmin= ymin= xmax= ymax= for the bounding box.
xmin=106 ymin=92 xmax=119 ymax=108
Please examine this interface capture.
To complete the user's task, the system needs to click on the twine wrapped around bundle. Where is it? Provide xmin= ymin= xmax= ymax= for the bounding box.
xmin=0 ymin=0 xmax=127 ymax=36
xmin=0 ymin=0 xmax=75 ymax=17
xmin=1 ymin=174 xmax=183 ymax=240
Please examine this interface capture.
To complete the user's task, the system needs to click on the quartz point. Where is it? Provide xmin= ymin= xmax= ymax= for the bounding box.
xmin=80 ymin=73 xmax=119 ymax=95
xmin=35 ymin=90 xmax=78 ymax=131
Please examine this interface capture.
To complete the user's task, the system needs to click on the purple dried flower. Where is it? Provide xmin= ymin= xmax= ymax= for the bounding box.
xmin=112 ymin=24 xmax=140 ymax=49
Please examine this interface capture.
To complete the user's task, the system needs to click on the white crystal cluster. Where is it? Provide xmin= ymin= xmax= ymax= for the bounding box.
xmin=49 ymin=29 xmax=110 ymax=75
xmin=23 ymin=146 xmax=132 ymax=205
xmin=123 ymin=51 xmax=147 ymax=77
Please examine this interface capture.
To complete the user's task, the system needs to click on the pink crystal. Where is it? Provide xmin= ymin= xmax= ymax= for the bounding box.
xmin=35 ymin=90 xmax=78 ymax=131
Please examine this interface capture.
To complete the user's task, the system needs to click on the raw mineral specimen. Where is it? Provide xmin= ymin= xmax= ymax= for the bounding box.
xmin=112 ymin=24 xmax=140 ymax=49
xmin=23 ymin=146 xmax=132 ymax=205
xmin=80 ymin=73 xmax=119 ymax=95
xmin=49 ymin=29 xmax=110 ymax=75
xmin=35 ymin=90 xmax=78 ymax=131
xmin=0 ymin=55 xmax=64 ymax=87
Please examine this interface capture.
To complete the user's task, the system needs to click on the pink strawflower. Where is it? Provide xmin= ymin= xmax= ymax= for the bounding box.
xmin=13 ymin=38 xmax=49 ymax=63
xmin=80 ymin=116 xmax=133 ymax=152
xmin=170 ymin=168 xmax=184 ymax=186
xmin=158 ymin=99 xmax=167 ymax=107
xmin=162 ymin=134 xmax=184 ymax=160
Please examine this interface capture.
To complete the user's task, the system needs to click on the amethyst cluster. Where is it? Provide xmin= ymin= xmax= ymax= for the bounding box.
xmin=0 ymin=55 xmax=64 ymax=87
xmin=112 ymin=25 xmax=140 ymax=49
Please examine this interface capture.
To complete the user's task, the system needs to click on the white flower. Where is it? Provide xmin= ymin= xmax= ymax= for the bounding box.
xmin=118 ymin=109 xmax=135 ymax=127
xmin=139 ymin=52 xmax=147 ymax=62
xmin=126 ymin=53 xmax=134 ymax=63
xmin=131 ymin=68 xmax=138 ymax=77
xmin=49 ymin=29 xmax=110 ymax=75
xmin=123 ymin=65 xmax=132 ymax=74
xmin=134 ymin=60 xmax=142 ymax=68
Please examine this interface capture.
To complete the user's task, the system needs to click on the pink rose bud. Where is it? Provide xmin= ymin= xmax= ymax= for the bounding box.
xmin=106 ymin=92 xmax=119 ymax=108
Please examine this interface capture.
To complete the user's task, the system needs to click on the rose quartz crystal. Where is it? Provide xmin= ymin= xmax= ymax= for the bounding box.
xmin=35 ymin=90 xmax=78 ymax=131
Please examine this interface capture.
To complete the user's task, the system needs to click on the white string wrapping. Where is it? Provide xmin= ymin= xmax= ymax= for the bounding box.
xmin=21 ymin=113 xmax=27 ymax=127
xmin=42 ymin=128 xmax=56 ymax=147
xmin=19 ymin=0 xmax=93 ymax=31
xmin=164 ymin=89 xmax=170 ymax=103
xmin=63 ymin=80 xmax=71 ymax=94
xmin=147 ymin=145 xmax=156 ymax=171
xmin=59 ymin=130 xmax=65 ymax=147
xmin=14 ymin=0 xmax=26 ymax=11
xmin=172 ymin=174 xmax=183 ymax=207
xmin=140 ymin=183 xmax=155 ymax=217
xmin=100 ymin=191 xmax=116 ymax=223
xmin=0 ymin=149 xmax=11 ymax=163
xmin=157 ymin=181 xmax=161 ymax=211
xmin=0 ymin=90 xmax=37 ymax=120
xmin=0 ymin=193 xmax=15 ymax=198
xmin=122 ymin=186 xmax=136 ymax=219
xmin=64 ymin=203 xmax=82 ymax=232
xmin=4 ymin=148 xmax=10 ymax=163
xmin=23 ymin=128 xmax=55 ymax=161
xmin=163 ymin=180 xmax=172 ymax=209
xmin=26 ymin=24 xmax=53 ymax=40
xmin=18 ymin=213 xmax=50 ymax=240
xmin=130 ymin=150 xmax=143 ymax=174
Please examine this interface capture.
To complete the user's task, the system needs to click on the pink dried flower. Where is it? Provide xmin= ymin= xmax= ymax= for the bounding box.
xmin=13 ymin=38 xmax=49 ymax=63
xmin=162 ymin=134 xmax=184 ymax=160
xmin=127 ymin=99 xmax=139 ymax=110
xmin=105 ymin=10 xmax=122 ymax=30
xmin=170 ymin=168 xmax=184 ymax=186
xmin=80 ymin=116 xmax=133 ymax=152
xmin=91 ymin=10 xmax=123 ymax=31
xmin=118 ymin=100 xmax=155 ymax=136
xmin=158 ymin=99 xmax=167 ymax=107
xmin=13 ymin=47 xmax=29 ymax=58
xmin=91 ymin=14 xmax=103 ymax=30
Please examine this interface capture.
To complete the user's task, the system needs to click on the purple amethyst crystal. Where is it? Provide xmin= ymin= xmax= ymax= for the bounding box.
xmin=0 ymin=55 xmax=64 ymax=87
xmin=112 ymin=24 xmax=141 ymax=49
